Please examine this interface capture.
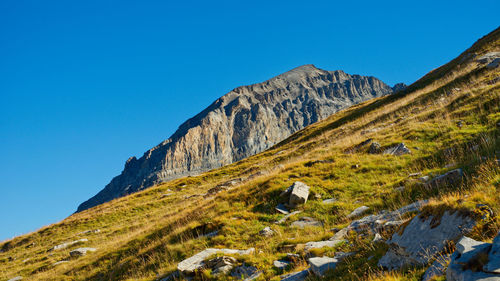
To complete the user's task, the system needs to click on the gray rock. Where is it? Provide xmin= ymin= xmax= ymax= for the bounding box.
xmin=425 ymin=169 xmax=463 ymax=190
xmin=373 ymin=233 xmax=384 ymax=243
xmin=419 ymin=176 xmax=430 ymax=182
xmin=286 ymin=253 xmax=300 ymax=262
xmin=49 ymin=238 xmax=88 ymax=251
xmin=274 ymin=260 xmax=291 ymax=270
xmin=7 ymin=277 xmax=23 ymax=281
xmin=276 ymin=203 xmax=290 ymax=214
xmin=281 ymin=269 xmax=309 ymax=281
xmin=206 ymin=256 xmax=237 ymax=275
xmin=368 ymin=142 xmax=382 ymax=154
xmin=288 ymin=181 xmax=310 ymax=207
xmin=308 ymin=256 xmax=338 ymax=276
xmin=259 ymin=226 xmax=274 ymax=237
xmin=378 ymin=211 xmax=476 ymax=269
xmin=231 ymin=265 xmax=259 ymax=280
xmin=305 ymin=240 xmax=343 ymax=251
xmin=177 ymin=248 xmax=254 ymax=275
xmin=330 ymin=228 xmax=349 ymax=240
xmin=447 ymin=236 xmax=497 ymax=281
xmin=347 ymin=206 xmax=370 ymax=219
xmin=422 ymin=254 xmax=451 ymax=281
xmin=78 ymin=65 xmax=395 ymax=212
xmin=322 ymin=198 xmax=336 ymax=204
xmin=484 ymin=230 xmax=500 ymax=273
xmin=477 ymin=52 xmax=500 ymax=64
xmin=69 ymin=247 xmax=97 ymax=257
xmin=383 ymin=143 xmax=411 ymax=156
xmin=275 ymin=211 xmax=302 ymax=224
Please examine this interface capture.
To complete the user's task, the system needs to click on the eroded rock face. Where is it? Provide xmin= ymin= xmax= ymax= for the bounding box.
xmin=78 ymin=65 xmax=394 ymax=211
xmin=378 ymin=211 xmax=476 ymax=270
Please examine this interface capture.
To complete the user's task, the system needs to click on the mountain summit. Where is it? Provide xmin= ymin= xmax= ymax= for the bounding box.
xmin=77 ymin=65 xmax=394 ymax=211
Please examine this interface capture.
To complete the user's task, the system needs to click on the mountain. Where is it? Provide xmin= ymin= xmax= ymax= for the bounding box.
xmin=2 ymin=27 xmax=499 ymax=281
xmin=77 ymin=65 xmax=395 ymax=211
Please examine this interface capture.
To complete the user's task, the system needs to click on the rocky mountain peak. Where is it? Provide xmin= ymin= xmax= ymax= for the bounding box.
xmin=77 ymin=65 xmax=396 ymax=212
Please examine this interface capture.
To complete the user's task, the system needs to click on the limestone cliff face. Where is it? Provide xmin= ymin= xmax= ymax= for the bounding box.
xmin=77 ymin=64 xmax=394 ymax=212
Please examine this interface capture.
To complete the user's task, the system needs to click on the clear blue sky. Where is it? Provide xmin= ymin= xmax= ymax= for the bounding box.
xmin=0 ymin=0 xmax=498 ymax=241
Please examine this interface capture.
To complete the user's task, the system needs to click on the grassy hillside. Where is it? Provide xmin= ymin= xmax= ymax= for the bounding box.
xmin=1 ymin=27 xmax=499 ymax=281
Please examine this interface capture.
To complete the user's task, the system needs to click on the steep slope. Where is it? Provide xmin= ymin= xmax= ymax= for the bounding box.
xmin=78 ymin=65 xmax=394 ymax=211
xmin=1 ymin=27 xmax=499 ymax=281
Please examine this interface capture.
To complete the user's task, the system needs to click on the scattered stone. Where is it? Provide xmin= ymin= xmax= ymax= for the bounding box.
xmin=49 ymin=239 xmax=88 ymax=251
xmin=177 ymin=248 xmax=254 ymax=275
xmin=206 ymin=256 xmax=237 ymax=275
xmin=230 ymin=265 xmax=261 ymax=280
xmin=281 ymin=269 xmax=309 ymax=281
xmin=347 ymin=206 xmax=370 ymax=219
xmin=259 ymin=227 xmax=274 ymax=237
xmin=275 ymin=211 xmax=302 ymax=224
xmin=274 ymin=260 xmax=291 ymax=270
xmin=70 ymin=247 xmax=97 ymax=257
xmin=288 ymin=182 xmax=310 ymax=207
xmin=276 ymin=204 xmax=290 ymax=214
xmin=381 ymin=220 xmax=405 ymax=232
xmin=372 ymin=233 xmax=384 ymax=243
xmin=378 ymin=211 xmax=476 ymax=269
xmin=447 ymin=236 xmax=497 ymax=280
xmin=160 ymin=193 xmax=174 ymax=198
xmin=286 ymin=253 xmax=300 ymax=263
xmin=322 ymin=198 xmax=336 ymax=204
xmin=425 ymin=169 xmax=463 ymax=190
xmin=383 ymin=143 xmax=411 ymax=156
xmin=418 ymin=176 xmax=430 ymax=182
xmin=305 ymin=240 xmax=343 ymax=251
xmin=422 ymin=254 xmax=451 ymax=281
xmin=7 ymin=277 xmax=23 ymax=281
xmin=308 ymin=256 xmax=338 ymax=276
xmin=368 ymin=142 xmax=382 ymax=154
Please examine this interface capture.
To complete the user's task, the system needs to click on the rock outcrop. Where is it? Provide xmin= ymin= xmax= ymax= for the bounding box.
xmin=446 ymin=233 xmax=500 ymax=280
xmin=77 ymin=65 xmax=394 ymax=211
xmin=177 ymin=248 xmax=255 ymax=275
xmin=378 ymin=211 xmax=476 ymax=270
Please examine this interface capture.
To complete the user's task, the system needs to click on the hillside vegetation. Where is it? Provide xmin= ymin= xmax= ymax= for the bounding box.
xmin=1 ymin=27 xmax=499 ymax=281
